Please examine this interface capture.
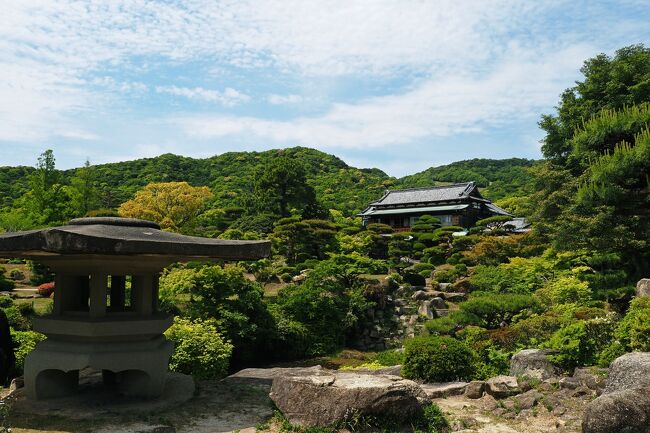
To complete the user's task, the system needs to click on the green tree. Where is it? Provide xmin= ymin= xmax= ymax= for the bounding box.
xmin=540 ymin=44 xmax=650 ymax=162
xmin=271 ymin=217 xmax=338 ymax=265
xmin=70 ymin=159 xmax=100 ymax=216
xmin=22 ymin=150 xmax=71 ymax=224
xmin=251 ymin=157 xmax=321 ymax=218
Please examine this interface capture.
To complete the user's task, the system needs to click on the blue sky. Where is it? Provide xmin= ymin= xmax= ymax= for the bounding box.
xmin=1 ymin=1 xmax=649 ymax=177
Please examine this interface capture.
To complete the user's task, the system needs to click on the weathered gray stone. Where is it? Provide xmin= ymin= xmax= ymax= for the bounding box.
xmin=464 ymin=380 xmax=486 ymax=399
xmin=510 ymin=349 xmax=559 ymax=380
xmin=486 ymin=375 xmax=521 ymax=398
xmin=421 ymin=381 xmax=468 ymax=399
xmin=636 ymin=278 xmax=650 ymax=297
xmin=412 ymin=290 xmax=431 ymax=301
xmin=604 ymin=352 xmax=650 ymax=394
xmin=270 ymin=371 xmax=427 ymax=427
xmin=583 ymin=352 xmax=650 ymax=433
xmin=418 ymin=301 xmax=435 ymax=319
xmin=429 ymin=297 xmax=447 ymax=310
xmin=440 ymin=292 xmax=467 ymax=302
xmin=226 ymin=366 xmax=325 ymax=385
xmin=572 ymin=367 xmax=607 ymax=391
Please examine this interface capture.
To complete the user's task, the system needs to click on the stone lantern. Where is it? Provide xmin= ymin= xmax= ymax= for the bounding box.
xmin=0 ymin=217 xmax=270 ymax=400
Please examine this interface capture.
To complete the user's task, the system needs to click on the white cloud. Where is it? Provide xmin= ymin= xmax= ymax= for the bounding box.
xmin=156 ymin=86 xmax=250 ymax=106
xmin=268 ymin=94 xmax=304 ymax=105
xmin=0 ymin=0 xmax=647 ymax=149
xmin=173 ymin=44 xmax=592 ymax=149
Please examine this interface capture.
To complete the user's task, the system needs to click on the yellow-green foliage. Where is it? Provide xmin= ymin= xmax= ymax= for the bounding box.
xmin=615 ymin=297 xmax=650 ymax=351
xmin=535 ymin=276 xmax=593 ymax=306
xmin=164 ymin=317 xmax=233 ymax=380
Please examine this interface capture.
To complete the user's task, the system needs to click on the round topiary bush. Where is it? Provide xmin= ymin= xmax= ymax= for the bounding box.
xmin=164 ymin=317 xmax=233 ymax=380
xmin=402 ymin=335 xmax=477 ymax=382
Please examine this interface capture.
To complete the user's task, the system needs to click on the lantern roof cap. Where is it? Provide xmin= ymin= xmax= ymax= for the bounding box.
xmin=0 ymin=217 xmax=270 ymax=261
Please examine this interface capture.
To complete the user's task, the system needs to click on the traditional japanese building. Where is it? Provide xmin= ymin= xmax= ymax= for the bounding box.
xmin=358 ymin=182 xmax=510 ymax=230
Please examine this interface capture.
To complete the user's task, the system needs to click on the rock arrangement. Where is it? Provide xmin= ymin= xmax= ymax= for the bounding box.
xmin=582 ymin=352 xmax=650 ymax=433
xmin=636 ymin=278 xmax=650 ymax=297
xmin=351 ymin=279 xmax=467 ymax=351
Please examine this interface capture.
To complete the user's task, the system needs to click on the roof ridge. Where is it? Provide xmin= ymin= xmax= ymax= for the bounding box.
xmin=385 ymin=182 xmax=474 ymax=194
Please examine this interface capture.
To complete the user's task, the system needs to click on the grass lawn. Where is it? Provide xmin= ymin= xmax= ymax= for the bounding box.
xmin=14 ymin=297 xmax=52 ymax=315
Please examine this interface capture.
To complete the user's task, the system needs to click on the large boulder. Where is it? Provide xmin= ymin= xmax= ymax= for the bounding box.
xmin=510 ymin=349 xmax=559 ymax=380
xmin=636 ymin=278 xmax=650 ymax=297
xmin=486 ymin=375 xmax=521 ymax=399
xmin=270 ymin=371 xmax=427 ymax=427
xmin=583 ymin=352 xmax=650 ymax=433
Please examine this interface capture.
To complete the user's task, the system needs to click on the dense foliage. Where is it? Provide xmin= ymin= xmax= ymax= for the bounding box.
xmin=1 ymin=44 xmax=648 ymax=388
xmin=402 ymin=336 xmax=477 ymax=382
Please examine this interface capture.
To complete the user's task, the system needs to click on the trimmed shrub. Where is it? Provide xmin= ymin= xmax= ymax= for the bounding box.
xmin=402 ymin=336 xmax=477 ymax=382
xmin=164 ymin=317 xmax=233 ymax=380
xmin=459 ymin=294 xmax=540 ymax=329
xmin=425 ymin=311 xmax=480 ymax=336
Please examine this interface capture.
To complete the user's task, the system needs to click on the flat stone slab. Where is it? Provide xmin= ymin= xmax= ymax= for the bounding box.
xmin=225 ymin=365 xmax=325 ymax=385
xmin=421 ymin=381 xmax=469 ymax=398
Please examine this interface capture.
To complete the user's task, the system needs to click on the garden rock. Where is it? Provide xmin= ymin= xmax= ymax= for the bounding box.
xmin=270 ymin=370 xmax=427 ymax=427
xmin=430 ymin=297 xmax=447 ymax=310
xmin=513 ymin=389 xmax=543 ymax=410
xmin=486 ymin=375 xmax=521 ymax=398
xmin=636 ymin=278 xmax=650 ymax=297
xmin=411 ymin=290 xmax=430 ymax=301
xmin=465 ymin=380 xmax=486 ymax=399
xmin=421 ymin=381 xmax=468 ymax=399
xmin=440 ymin=292 xmax=467 ymax=302
xmin=418 ymin=301 xmax=435 ymax=319
xmin=582 ymin=352 xmax=650 ymax=433
xmin=510 ymin=349 xmax=559 ymax=380
xmin=572 ymin=367 xmax=607 ymax=391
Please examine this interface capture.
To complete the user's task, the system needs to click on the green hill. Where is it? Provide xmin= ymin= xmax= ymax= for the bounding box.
xmin=397 ymin=158 xmax=539 ymax=200
xmin=0 ymin=148 xmax=538 ymax=215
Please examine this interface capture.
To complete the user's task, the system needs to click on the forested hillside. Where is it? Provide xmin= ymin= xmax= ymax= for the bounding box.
xmin=0 ymin=148 xmax=532 ymax=216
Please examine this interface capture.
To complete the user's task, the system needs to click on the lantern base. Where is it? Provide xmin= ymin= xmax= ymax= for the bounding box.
xmin=24 ymin=336 xmax=173 ymax=400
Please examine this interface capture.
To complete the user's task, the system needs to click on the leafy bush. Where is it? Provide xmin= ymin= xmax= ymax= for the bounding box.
xmin=159 ymin=264 xmax=277 ymax=367
xmin=459 ymin=294 xmax=540 ymax=329
xmin=615 ymin=296 xmax=650 ymax=351
xmin=425 ymin=311 xmax=480 ymax=336
xmin=372 ymin=349 xmax=405 ymax=366
xmin=402 ymin=336 xmax=477 ymax=382
xmin=0 ymin=297 xmax=13 ymax=308
xmin=12 ymin=330 xmax=46 ymax=374
xmin=546 ymin=314 xmax=617 ymax=370
xmin=164 ymin=317 xmax=233 ymax=380
xmin=535 ymin=276 xmax=592 ymax=306
xmin=3 ymin=306 xmax=30 ymax=331
xmin=469 ymin=256 xmax=556 ymax=294
xmin=0 ymin=267 xmax=14 ymax=291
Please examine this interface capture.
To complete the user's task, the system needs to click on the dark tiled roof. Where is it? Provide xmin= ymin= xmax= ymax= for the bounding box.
xmin=371 ymin=182 xmax=476 ymax=206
